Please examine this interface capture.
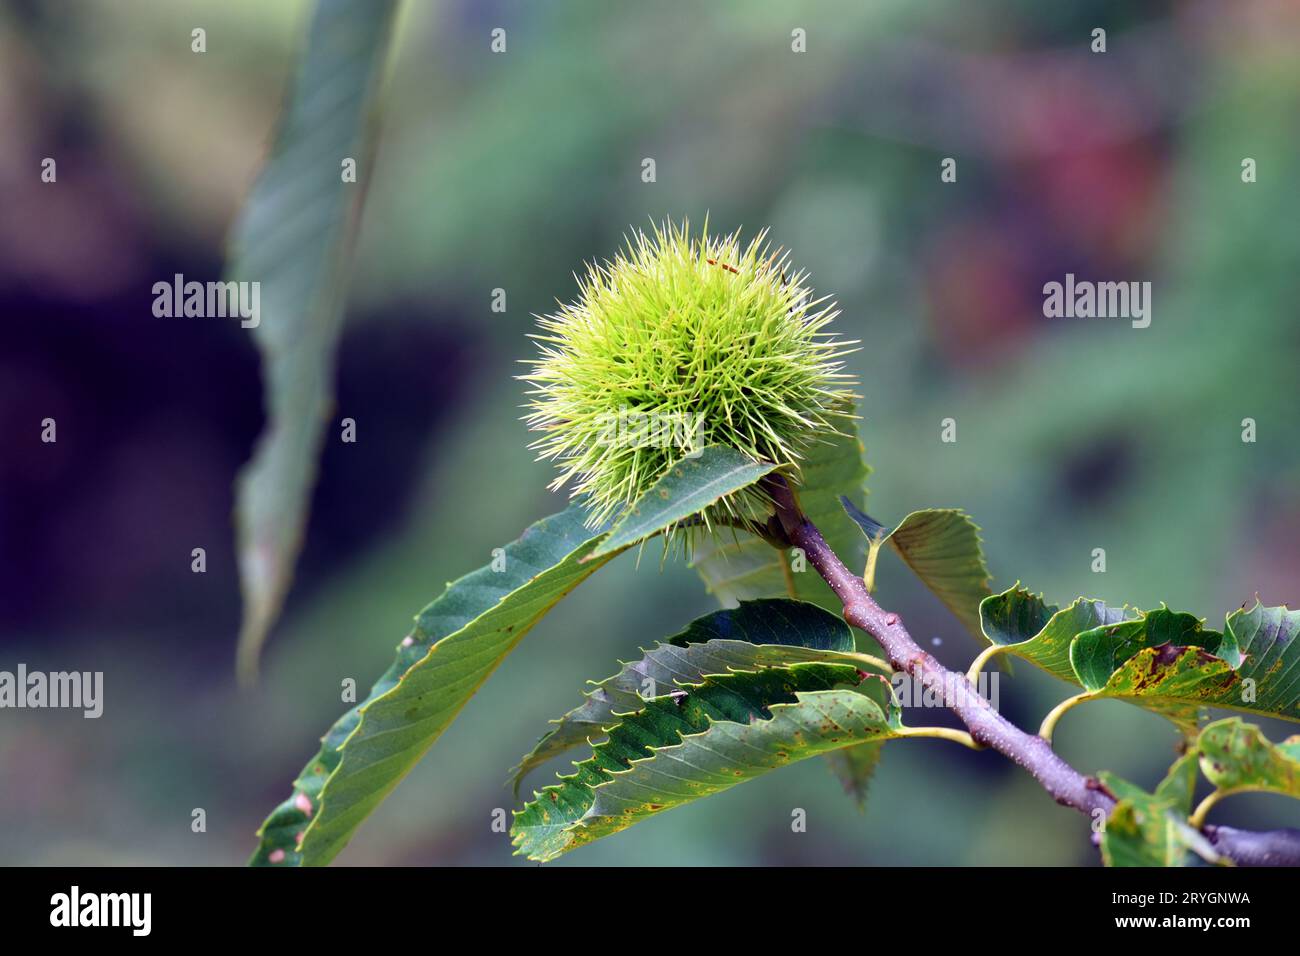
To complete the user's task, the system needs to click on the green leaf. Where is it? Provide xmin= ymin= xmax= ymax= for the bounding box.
xmin=508 ymin=598 xmax=859 ymax=794
xmin=980 ymin=586 xmax=1138 ymax=683
xmin=1197 ymin=717 xmax=1300 ymax=799
xmin=1065 ymin=608 xmax=1227 ymax=731
xmin=250 ymin=503 xmax=624 ymax=866
xmin=589 ymin=446 xmax=780 ymax=557
xmin=686 ymin=426 xmax=874 ymax=813
xmin=1155 ymin=752 xmax=1200 ymax=817
xmin=825 ymin=742 xmax=884 ymax=810
xmin=1071 ymin=609 xmax=1227 ymax=691
xmin=512 ymin=663 xmax=901 ymax=862
xmin=844 ymin=505 xmax=993 ymax=641
xmin=1097 ymin=770 xmax=1216 ymax=867
xmin=1220 ymin=602 xmax=1300 ymax=719
xmin=981 ymin=591 xmax=1300 ymax=733
xmin=1079 ymin=604 xmax=1298 ymax=731
xmin=1100 ymin=791 xmax=1196 ymax=867
xmin=229 ymin=0 xmax=400 ymax=683
xmin=1078 ymin=634 xmax=1231 ymax=733
xmin=691 ymin=409 xmax=869 ymax=615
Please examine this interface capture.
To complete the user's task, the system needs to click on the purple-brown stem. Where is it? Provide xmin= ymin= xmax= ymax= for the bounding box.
xmin=763 ymin=474 xmax=1300 ymax=866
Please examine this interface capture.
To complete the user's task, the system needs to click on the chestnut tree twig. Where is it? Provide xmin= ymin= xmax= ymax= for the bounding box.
xmin=762 ymin=474 xmax=1300 ymax=867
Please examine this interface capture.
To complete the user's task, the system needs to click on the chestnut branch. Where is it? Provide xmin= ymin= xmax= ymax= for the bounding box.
xmin=762 ymin=474 xmax=1300 ymax=867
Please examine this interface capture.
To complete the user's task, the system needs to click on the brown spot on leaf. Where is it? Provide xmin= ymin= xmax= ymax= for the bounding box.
xmin=1152 ymin=643 xmax=1184 ymax=667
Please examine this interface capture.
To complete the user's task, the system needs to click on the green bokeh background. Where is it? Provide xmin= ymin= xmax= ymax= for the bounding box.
xmin=1 ymin=0 xmax=1297 ymax=865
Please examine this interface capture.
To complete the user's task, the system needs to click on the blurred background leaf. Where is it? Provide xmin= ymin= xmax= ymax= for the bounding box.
xmin=228 ymin=0 xmax=400 ymax=683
